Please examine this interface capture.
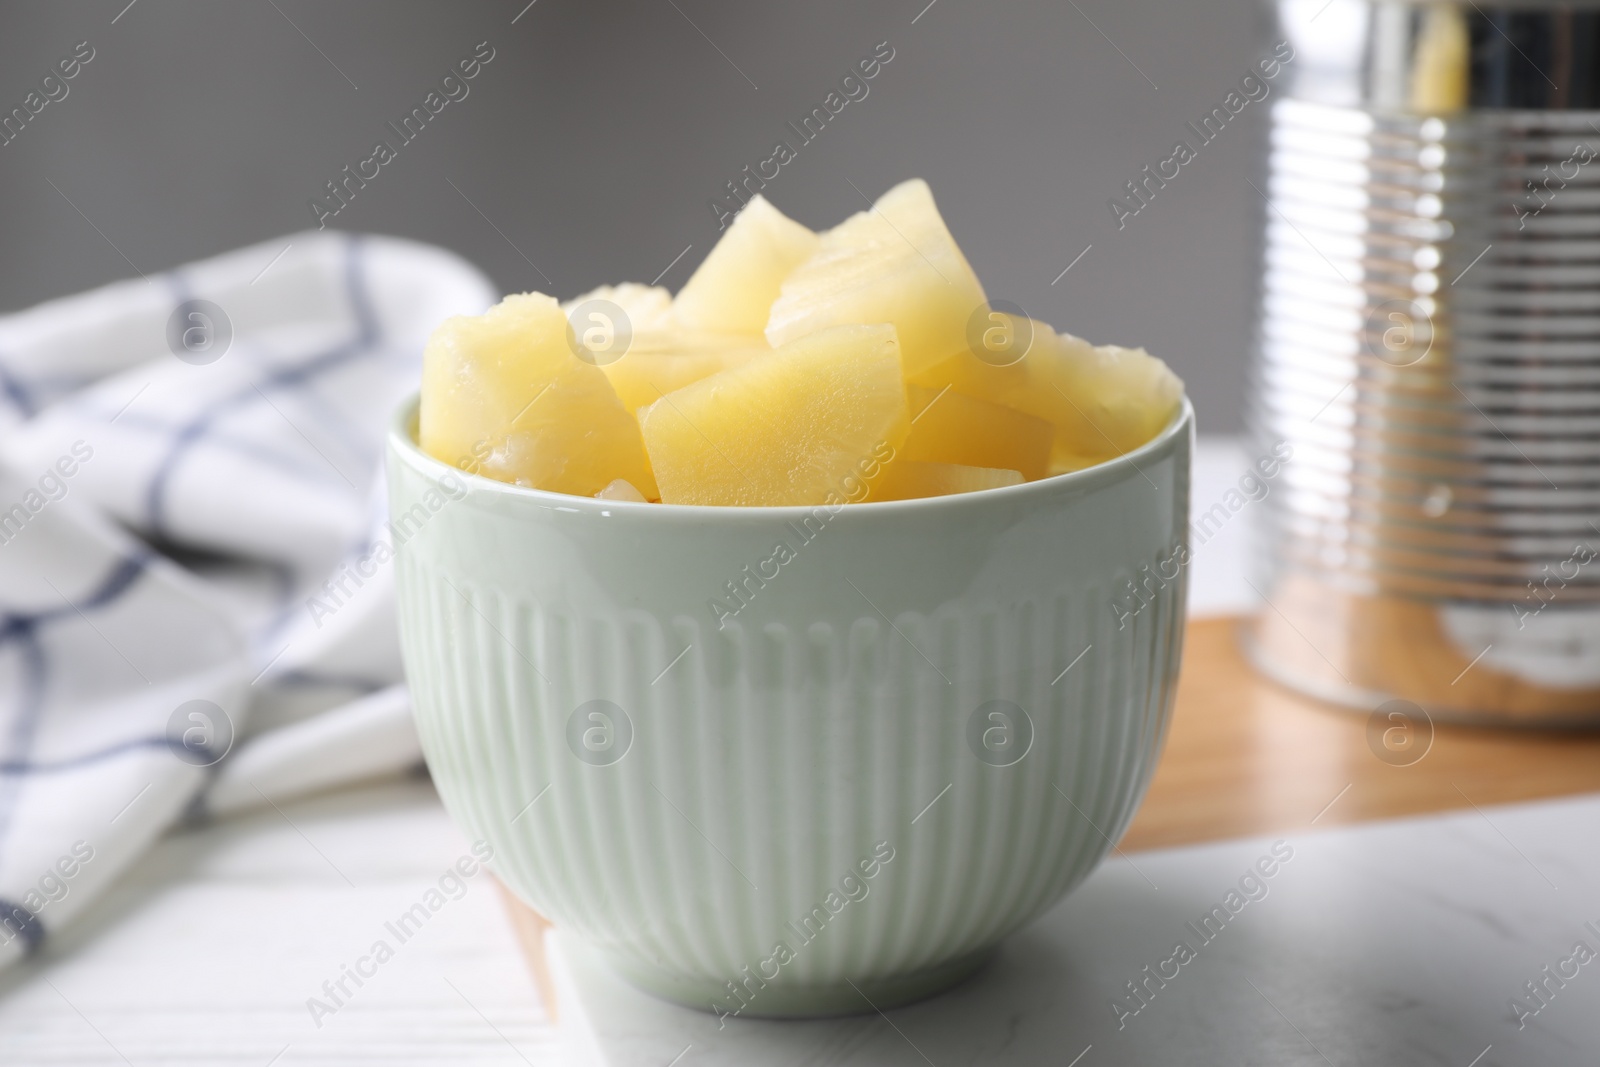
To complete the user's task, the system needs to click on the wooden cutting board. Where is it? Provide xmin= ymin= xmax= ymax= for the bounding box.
xmin=501 ymin=615 xmax=1600 ymax=1008
xmin=1125 ymin=615 xmax=1600 ymax=851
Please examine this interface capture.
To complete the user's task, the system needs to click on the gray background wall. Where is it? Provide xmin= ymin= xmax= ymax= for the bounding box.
xmin=0 ymin=0 xmax=1278 ymax=433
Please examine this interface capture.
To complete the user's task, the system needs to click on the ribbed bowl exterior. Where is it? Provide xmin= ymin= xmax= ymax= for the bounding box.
xmin=387 ymin=398 xmax=1191 ymax=1011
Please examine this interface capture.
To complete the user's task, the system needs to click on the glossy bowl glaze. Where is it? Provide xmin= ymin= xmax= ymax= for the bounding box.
xmin=388 ymin=395 xmax=1192 ymax=1017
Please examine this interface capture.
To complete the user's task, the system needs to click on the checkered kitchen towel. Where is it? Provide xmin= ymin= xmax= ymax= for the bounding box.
xmin=0 ymin=231 xmax=495 ymax=968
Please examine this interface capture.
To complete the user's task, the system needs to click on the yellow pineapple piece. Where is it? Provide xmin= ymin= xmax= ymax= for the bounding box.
xmin=901 ymin=385 xmax=1053 ymax=481
xmin=912 ymin=318 xmax=1182 ymax=470
xmin=639 ymin=324 xmax=909 ymax=506
xmin=766 ymin=179 xmax=986 ymax=378
xmin=421 ymin=292 xmax=658 ymax=498
xmin=562 ymin=283 xmax=672 ymax=331
xmin=563 ymin=283 xmax=673 ymax=370
xmin=671 ymin=196 xmax=818 ymax=336
xmin=868 ymin=461 xmax=1023 ymax=502
xmin=600 ymin=330 xmax=769 ymax=414
xmin=595 ymin=478 xmax=648 ymax=502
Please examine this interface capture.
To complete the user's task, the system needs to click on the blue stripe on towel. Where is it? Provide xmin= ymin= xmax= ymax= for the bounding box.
xmin=0 ymin=898 xmax=45 ymax=955
xmin=0 ymin=735 xmax=173 ymax=775
xmin=0 ymin=556 xmax=148 ymax=866
xmin=111 ymin=411 xmax=344 ymax=489
xmin=273 ymin=667 xmax=386 ymax=694
xmin=144 ymin=235 xmax=383 ymax=538
xmin=0 ymin=360 xmax=37 ymax=418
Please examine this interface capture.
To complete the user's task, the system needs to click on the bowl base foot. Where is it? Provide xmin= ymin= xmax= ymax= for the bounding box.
xmin=602 ymin=945 xmax=997 ymax=1019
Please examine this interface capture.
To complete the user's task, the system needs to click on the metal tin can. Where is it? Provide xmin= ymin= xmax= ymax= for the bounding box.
xmin=1244 ymin=0 xmax=1600 ymax=723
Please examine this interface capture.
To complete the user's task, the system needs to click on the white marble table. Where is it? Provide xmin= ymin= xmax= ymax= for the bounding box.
xmin=558 ymin=794 xmax=1600 ymax=1065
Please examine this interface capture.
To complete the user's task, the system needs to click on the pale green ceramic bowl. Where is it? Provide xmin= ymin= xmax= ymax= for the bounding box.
xmin=389 ymin=395 xmax=1192 ymax=1017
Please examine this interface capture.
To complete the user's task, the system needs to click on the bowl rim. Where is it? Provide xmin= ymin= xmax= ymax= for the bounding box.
xmin=388 ymin=392 xmax=1192 ymax=520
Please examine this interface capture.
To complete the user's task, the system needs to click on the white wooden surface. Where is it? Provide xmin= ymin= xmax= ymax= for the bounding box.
xmin=0 ymin=779 xmax=559 ymax=1065
xmin=0 ymin=438 xmax=1257 ymax=1065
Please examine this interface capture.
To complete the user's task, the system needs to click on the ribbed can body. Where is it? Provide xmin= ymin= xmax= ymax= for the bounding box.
xmin=1246 ymin=0 xmax=1600 ymax=721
